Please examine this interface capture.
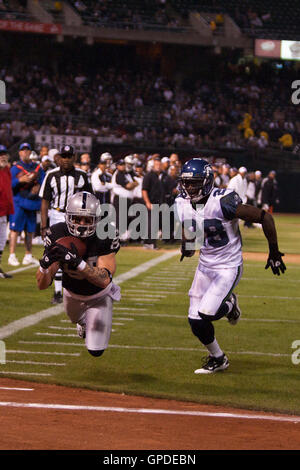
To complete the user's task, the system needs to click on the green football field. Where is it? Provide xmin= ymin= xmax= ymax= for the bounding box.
xmin=0 ymin=214 xmax=299 ymax=415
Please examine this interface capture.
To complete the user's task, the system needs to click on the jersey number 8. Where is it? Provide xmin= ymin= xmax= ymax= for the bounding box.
xmin=204 ymin=219 xmax=229 ymax=248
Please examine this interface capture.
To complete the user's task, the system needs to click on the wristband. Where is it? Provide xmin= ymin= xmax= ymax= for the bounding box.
xmin=39 ymin=266 xmax=49 ymax=274
xmin=77 ymin=260 xmax=87 ymax=271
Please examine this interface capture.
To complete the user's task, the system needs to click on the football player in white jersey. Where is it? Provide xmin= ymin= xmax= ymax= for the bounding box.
xmin=176 ymin=158 xmax=286 ymax=374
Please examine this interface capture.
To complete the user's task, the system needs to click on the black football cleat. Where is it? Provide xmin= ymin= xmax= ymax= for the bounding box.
xmin=226 ymin=293 xmax=241 ymax=325
xmin=194 ymin=354 xmax=229 ymax=374
xmin=0 ymin=267 xmax=13 ymax=279
xmin=51 ymin=291 xmax=63 ymax=304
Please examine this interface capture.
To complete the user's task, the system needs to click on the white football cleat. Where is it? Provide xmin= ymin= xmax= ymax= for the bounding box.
xmin=22 ymin=254 xmax=39 ymax=265
xmin=8 ymin=253 xmax=20 ymax=266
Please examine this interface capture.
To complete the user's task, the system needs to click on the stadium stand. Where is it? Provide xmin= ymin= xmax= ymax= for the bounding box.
xmin=0 ymin=0 xmax=34 ymax=21
xmin=0 ymin=56 xmax=299 ymax=156
xmin=169 ymin=0 xmax=300 ymax=40
xmin=68 ymin=0 xmax=190 ymax=32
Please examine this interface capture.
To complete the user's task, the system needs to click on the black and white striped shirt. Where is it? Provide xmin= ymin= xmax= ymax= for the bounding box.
xmin=39 ymin=167 xmax=92 ymax=211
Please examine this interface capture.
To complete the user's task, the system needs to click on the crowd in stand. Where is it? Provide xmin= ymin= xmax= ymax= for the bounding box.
xmin=0 ymin=140 xmax=280 ymax=278
xmin=71 ymin=0 xmax=180 ymax=29
xmin=0 ymin=63 xmax=299 ymax=153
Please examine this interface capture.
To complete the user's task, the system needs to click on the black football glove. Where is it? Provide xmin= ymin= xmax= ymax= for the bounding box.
xmin=180 ymin=241 xmax=195 ymax=262
xmin=265 ymin=247 xmax=286 ymax=276
xmin=54 ymin=242 xmax=83 ymax=269
xmin=39 ymin=245 xmax=59 ymax=269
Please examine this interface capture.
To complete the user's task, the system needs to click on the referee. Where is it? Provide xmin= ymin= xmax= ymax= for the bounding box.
xmin=39 ymin=145 xmax=92 ymax=304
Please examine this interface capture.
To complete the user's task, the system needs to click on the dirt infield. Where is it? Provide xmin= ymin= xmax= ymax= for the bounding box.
xmin=243 ymin=252 xmax=300 ymax=264
xmin=0 ymin=378 xmax=300 ymax=450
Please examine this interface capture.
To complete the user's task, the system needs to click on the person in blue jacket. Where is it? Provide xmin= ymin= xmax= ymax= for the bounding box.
xmin=8 ymin=142 xmax=43 ymax=266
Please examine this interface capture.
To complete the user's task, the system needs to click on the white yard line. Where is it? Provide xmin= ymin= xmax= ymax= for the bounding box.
xmin=112 ymin=307 xmax=147 ymax=311
xmin=113 ymin=251 xmax=178 ymax=284
xmin=0 ymin=371 xmax=51 ymax=376
xmin=239 ymin=295 xmax=300 ymax=300
xmin=113 ymin=317 xmax=134 ymax=321
xmin=124 ymin=290 xmax=174 ymax=295
xmin=48 ymin=326 xmax=76 ymax=331
xmin=18 ymin=340 xmax=290 ymax=358
xmin=242 ymin=277 xmax=300 ymax=283
xmin=0 ymin=251 xmax=178 ymax=340
xmin=7 ymin=349 xmax=80 ymax=356
xmin=0 ymin=401 xmax=298 ymax=424
xmin=5 ymin=360 xmax=66 ymax=366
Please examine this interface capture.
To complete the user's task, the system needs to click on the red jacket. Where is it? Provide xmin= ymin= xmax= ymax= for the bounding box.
xmin=0 ymin=166 xmax=14 ymax=216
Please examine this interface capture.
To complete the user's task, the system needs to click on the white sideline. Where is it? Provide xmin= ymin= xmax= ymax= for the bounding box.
xmin=6 ymin=263 xmax=39 ymax=275
xmin=0 ymin=387 xmax=34 ymax=391
xmin=0 ymin=401 xmax=299 ymax=424
xmin=0 ymin=251 xmax=178 ymax=340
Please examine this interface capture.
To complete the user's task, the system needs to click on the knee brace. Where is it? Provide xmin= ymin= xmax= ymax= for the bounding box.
xmin=88 ymin=349 xmax=105 ymax=357
xmin=188 ymin=318 xmax=215 ymax=346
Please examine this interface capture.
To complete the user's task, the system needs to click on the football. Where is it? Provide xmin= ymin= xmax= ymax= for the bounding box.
xmin=56 ymin=236 xmax=87 ymax=258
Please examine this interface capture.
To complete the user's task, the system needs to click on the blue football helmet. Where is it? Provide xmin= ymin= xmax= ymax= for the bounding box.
xmin=179 ymin=158 xmax=214 ymax=203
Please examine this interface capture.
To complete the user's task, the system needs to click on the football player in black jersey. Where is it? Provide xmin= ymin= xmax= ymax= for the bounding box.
xmin=36 ymin=191 xmax=121 ymax=357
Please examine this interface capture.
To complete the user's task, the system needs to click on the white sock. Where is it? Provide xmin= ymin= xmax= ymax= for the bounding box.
xmin=54 ymin=280 xmax=62 ymax=293
xmin=206 ymin=339 xmax=223 ymax=358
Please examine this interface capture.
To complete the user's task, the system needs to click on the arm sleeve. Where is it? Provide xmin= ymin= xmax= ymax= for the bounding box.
xmin=220 ymin=191 xmax=243 ymax=220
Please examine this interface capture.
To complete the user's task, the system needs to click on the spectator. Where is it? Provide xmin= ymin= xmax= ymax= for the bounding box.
xmin=8 ymin=143 xmax=43 ymax=267
xmin=39 ymin=145 xmax=49 ymax=160
xmin=132 ymin=161 xmax=144 ymax=205
xmin=161 ymin=156 xmax=170 ymax=173
xmin=111 ymin=159 xmax=138 ymax=243
xmin=244 ymin=172 xmax=256 ymax=228
xmin=219 ymin=163 xmax=230 ymax=188
xmin=261 ymin=170 xmax=279 ymax=214
xmin=80 ymin=152 xmax=93 ymax=183
xmin=40 ymin=154 xmax=55 ymax=181
xmin=255 ymin=170 xmax=263 ymax=208
xmin=0 ymin=145 xmax=14 ymax=278
xmin=229 ymin=167 xmax=238 ymax=178
xmin=91 ymin=155 xmax=112 ymax=204
xmin=227 ymin=166 xmax=248 ymax=203
xmin=48 ymin=148 xmax=61 ymax=167
xmin=142 ymin=157 xmax=164 ymax=249
xmin=278 ymin=133 xmax=293 ymax=150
